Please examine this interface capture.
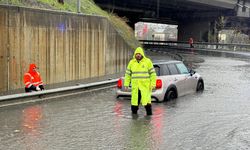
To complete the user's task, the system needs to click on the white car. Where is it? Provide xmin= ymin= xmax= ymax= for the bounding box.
xmin=116 ymin=60 xmax=204 ymax=102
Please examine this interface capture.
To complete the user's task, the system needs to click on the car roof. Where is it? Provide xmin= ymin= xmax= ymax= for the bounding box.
xmin=153 ymin=60 xmax=182 ymax=65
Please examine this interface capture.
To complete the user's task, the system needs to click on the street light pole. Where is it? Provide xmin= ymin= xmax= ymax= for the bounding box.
xmin=157 ymin=0 xmax=160 ymax=18
xmin=77 ymin=0 xmax=81 ymax=13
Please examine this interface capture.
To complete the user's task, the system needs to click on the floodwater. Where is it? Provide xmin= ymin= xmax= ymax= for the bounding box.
xmin=0 ymin=55 xmax=250 ymax=150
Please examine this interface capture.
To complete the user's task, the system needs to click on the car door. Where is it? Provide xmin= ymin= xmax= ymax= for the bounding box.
xmin=167 ymin=63 xmax=187 ymax=97
xmin=175 ymin=63 xmax=196 ymax=94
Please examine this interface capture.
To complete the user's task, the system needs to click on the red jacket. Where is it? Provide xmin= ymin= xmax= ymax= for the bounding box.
xmin=24 ymin=64 xmax=43 ymax=88
xmin=189 ymin=38 xmax=194 ymax=44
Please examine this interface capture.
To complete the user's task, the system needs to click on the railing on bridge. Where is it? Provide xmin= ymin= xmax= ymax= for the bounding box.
xmin=139 ymin=40 xmax=250 ymax=51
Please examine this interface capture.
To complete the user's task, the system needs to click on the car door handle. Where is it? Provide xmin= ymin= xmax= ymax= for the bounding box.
xmin=174 ymin=78 xmax=178 ymax=81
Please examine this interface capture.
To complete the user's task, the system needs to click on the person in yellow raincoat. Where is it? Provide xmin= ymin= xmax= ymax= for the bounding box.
xmin=124 ymin=47 xmax=156 ymax=115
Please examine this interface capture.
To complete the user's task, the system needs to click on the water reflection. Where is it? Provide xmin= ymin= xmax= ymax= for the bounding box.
xmin=114 ymin=101 xmax=123 ymax=117
xmin=113 ymin=100 xmax=165 ymax=150
xmin=113 ymin=101 xmax=123 ymax=130
xmin=150 ymin=106 xmax=164 ymax=149
xmin=127 ymin=118 xmax=152 ymax=150
xmin=22 ymin=105 xmax=42 ymax=134
xmin=22 ymin=105 xmax=43 ymax=150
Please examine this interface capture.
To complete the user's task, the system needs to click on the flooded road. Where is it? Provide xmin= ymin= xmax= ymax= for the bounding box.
xmin=0 ymin=55 xmax=250 ymax=150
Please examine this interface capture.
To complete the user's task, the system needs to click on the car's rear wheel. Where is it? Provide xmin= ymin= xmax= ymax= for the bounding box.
xmin=196 ymin=80 xmax=204 ymax=92
xmin=164 ymin=89 xmax=177 ymax=101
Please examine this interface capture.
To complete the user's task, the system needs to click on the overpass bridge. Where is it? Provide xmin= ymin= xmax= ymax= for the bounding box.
xmin=94 ymin=0 xmax=250 ymax=42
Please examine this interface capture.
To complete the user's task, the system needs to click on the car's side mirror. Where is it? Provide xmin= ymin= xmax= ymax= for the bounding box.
xmin=189 ymin=69 xmax=196 ymax=76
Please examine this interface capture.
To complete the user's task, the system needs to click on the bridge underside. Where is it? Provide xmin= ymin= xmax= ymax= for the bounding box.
xmin=95 ymin=0 xmax=234 ymax=24
xmin=94 ymin=0 xmax=250 ymax=42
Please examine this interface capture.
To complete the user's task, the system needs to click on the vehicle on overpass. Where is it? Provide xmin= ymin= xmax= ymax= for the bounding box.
xmin=116 ymin=60 xmax=204 ymax=102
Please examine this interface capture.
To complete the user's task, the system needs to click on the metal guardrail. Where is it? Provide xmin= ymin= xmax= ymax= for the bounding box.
xmin=0 ymin=78 xmax=119 ymax=107
xmin=140 ymin=40 xmax=250 ymax=51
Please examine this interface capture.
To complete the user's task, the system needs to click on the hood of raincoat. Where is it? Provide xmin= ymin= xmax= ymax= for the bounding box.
xmin=29 ymin=64 xmax=38 ymax=73
xmin=133 ymin=47 xmax=146 ymax=59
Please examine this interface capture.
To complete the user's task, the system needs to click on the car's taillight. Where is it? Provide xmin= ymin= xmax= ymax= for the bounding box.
xmin=156 ymin=79 xmax=162 ymax=89
xmin=117 ymin=78 xmax=122 ymax=89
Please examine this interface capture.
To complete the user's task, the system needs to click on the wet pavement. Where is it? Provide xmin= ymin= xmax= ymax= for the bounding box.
xmin=0 ymin=54 xmax=250 ymax=150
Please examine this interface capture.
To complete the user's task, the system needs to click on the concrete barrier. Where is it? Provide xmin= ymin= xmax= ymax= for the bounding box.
xmin=0 ymin=78 xmax=118 ymax=107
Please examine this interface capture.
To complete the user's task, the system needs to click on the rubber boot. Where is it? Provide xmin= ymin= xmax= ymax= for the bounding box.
xmin=145 ymin=104 xmax=152 ymax=116
xmin=131 ymin=105 xmax=139 ymax=114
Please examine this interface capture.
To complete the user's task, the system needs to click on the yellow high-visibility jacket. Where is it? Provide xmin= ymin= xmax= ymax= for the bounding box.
xmin=124 ymin=47 xmax=156 ymax=106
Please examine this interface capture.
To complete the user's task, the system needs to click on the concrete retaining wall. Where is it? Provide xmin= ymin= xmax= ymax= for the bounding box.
xmin=0 ymin=5 xmax=133 ymax=92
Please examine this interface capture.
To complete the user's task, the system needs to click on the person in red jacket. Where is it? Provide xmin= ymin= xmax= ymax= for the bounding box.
xmin=188 ymin=37 xmax=194 ymax=48
xmin=23 ymin=64 xmax=45 ymax=92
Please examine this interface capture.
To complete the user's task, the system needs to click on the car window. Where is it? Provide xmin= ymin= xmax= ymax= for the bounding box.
xmin=176 ymin=63 xmax=189 ymax=74
xmin=160 ymin=64 xmax=170 ymax=75
xmin=154 ymin=65 xmax=160 ymax=76
xmin=167 ymin=64 xmax=179 ymax=75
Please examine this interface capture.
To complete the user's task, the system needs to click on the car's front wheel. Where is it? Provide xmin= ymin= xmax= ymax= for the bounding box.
xmin=196 ymin=80 xmax=204 ymax=92
xmin=164 ymin=89 xmax=177 ymax=101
